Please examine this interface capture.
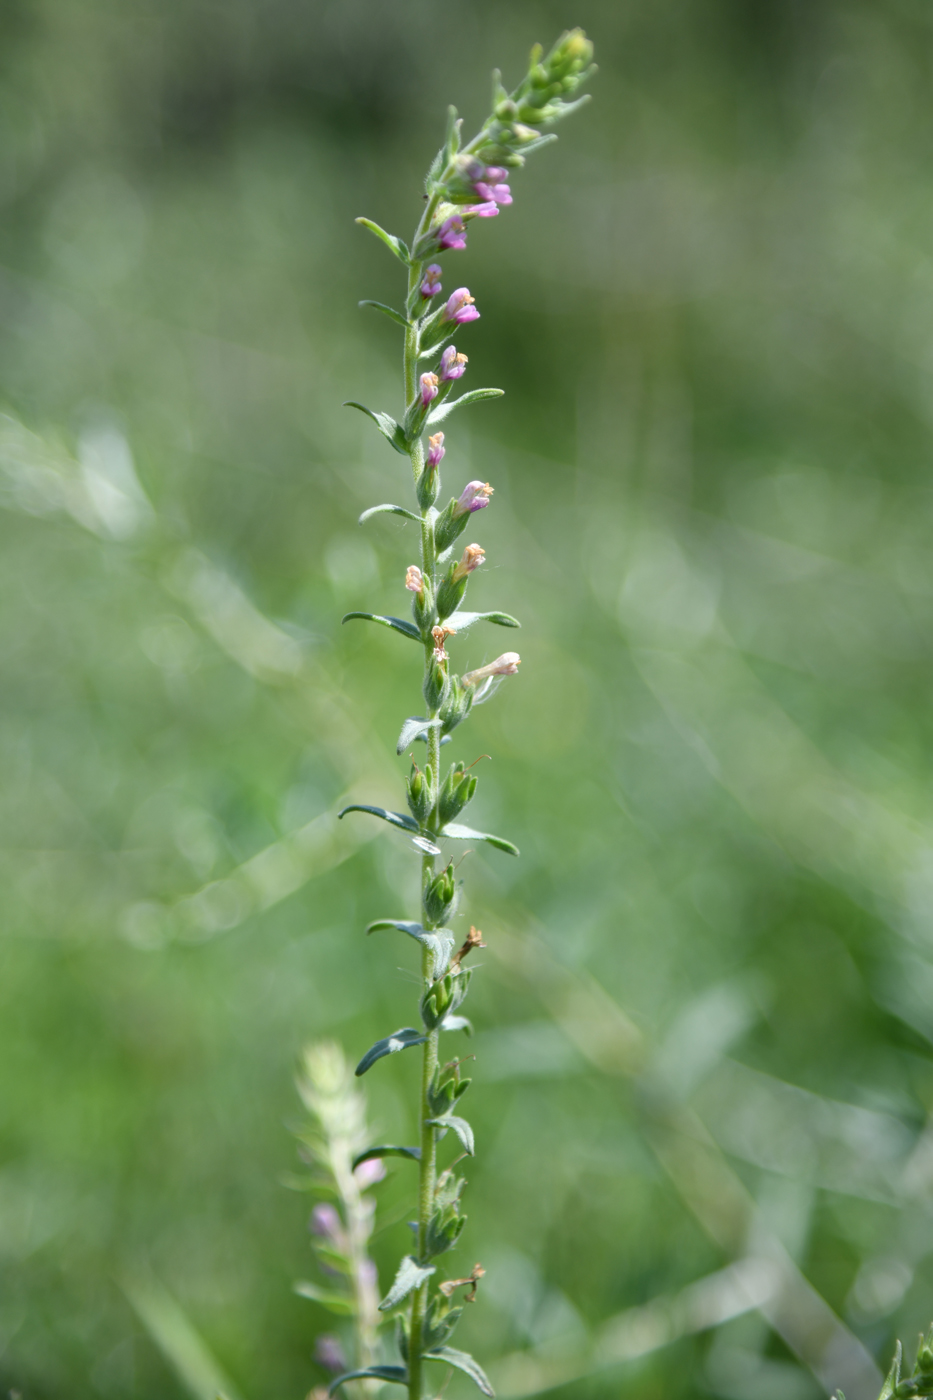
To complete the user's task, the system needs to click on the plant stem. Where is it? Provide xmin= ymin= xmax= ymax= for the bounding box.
xmin=405 ymin=248 xmax=441 ymax=1400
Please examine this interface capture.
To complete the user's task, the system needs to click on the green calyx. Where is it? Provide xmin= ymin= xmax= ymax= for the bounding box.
xmin=424 ymin=1169 xmax=467 ymax=1259
xmin=423 ymin=863 xmax=458 ymax=925
xmin=421 ymin=967 xmax=471 ymax=1031
xmin=406 ymin=763 xmax=435 ymax=826
xmin=438 ymin=763 xmax=477 ymax=825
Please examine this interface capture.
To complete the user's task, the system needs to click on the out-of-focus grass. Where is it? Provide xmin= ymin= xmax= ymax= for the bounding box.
xmin=4 ymin=3 xmax=933 ymax=1399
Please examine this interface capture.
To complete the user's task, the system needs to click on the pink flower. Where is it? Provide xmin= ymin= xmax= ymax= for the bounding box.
xmin=440 ymin=346 xmax=468 ymax=381
xmin=453 ymin=480 xmax=493 ymax=516
xmin=311 ymin=1203 xmax=342 ymax=1240
xmin=437 ymin=215 xmax=467 ymax=251
xmin=354 ymin=1158 xmax=387 ymax=1187
xmin=426 ymin=432 xmax=445 ymax=469
xmin=443 ymin=289 xmax=479 ymax=325
xmin=420 ymin=264 xmax=443 ymax=298
xmin=463 ymin=201 xmax=499 ymax=218
xmin=462 ymin=652 xmax=521 ymax=687
xmin=420 ymin=372 xmax=439 ymax=407
xmin=405 ymin=565 xmax=424 ymax=593
xmin=474 ymin=180 xmax=512 ymax=206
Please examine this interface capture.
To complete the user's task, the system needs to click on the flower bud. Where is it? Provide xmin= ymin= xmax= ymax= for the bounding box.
xmin=421 ymin=966 xmax=471 ymax=1029
xmin=427 ymin=1062 xmax=471 ymax=1117
xmin=406 ymin=762 xmax=435 ymax=826
xmin=420 ymin=372 xmax=439 ymax=408
xmin=406 ymin=568 xmax=434 ymax=633
xmin=453 ymin=480 xmax=493 ymax=517
xmin=426 ymin=432 xmax=446 ymax=468
xmin=438 ymin=761 xmax=477 ymax=825
xmin=423 ymin=862 xmax=457 ymax=924
xmin=421 ymin=264 xmax=443 ymax=298
xmin=436 ymin=544 xmax=485 ymax=620
xmin=416 ymin=457 xmax=441 ymax=509
xmin=423 ymin=653 xmax=449 ymax=711
xmin=438 ymin=674 xmax=475 ymax=737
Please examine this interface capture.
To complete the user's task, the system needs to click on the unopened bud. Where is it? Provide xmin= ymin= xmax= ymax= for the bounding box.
xmin=423 ymin=862 xmax=457 ymax=924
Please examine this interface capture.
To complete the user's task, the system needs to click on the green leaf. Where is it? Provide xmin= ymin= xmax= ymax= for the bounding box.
xmin=313 ymin=1243 xmax=353 ymax=1275
xmin=440 ymin=1014 xmax=472 ymax=1035
xmin=292 ymin=1281 xmax=355 ymax=1315
xmin=343 ymin=401 xmax=410 ymax=455
xmin=338 ymin=804 xmax=419 ymax=833
xmin=880 ymin=1343 xmax=901 ymax=1400
xmin=329 ymin=1366 xmax=408 ymax=1395
xmin=359 ymin=299 xmax=410 ymax=328
xmin=351 ymin=1145 xmax=421 ymax=1170
xmin=379 ymin=1255 xmax=436 ymax=1312
xmin=440 ymin=823 xmax=519 ymax=856
xmin=445 ymin=610 xmax=521 ymax=632
xmin=426 ymin=388 xmax=504 ymax=428
xmin=423 ymin=1347 xmax=494 ymax=1397
xmin=426 ymin=1114 xmax=474 ymax=1155
xmin=355 ymin=1027 xmax=427 ymax=1077
xmin=367 ymin=920 xmax=455 ymax=979
xmin=397 ymin=715 xmax=441 ymax=753
xmin=342 ymin=611 xmax=421 ymax=642
xmin=354 ymin=217 xmax=410 ymax=265
xmin=359 ymin=503 xmax=420 ymax=525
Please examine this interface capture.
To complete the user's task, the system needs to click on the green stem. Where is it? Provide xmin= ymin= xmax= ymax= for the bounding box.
xmin=405 ymin=248 xmax=441 ymax=1400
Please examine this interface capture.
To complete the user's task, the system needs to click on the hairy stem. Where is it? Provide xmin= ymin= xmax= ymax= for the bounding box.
xmin=405 ymin=248 xmax=439 ymax=1400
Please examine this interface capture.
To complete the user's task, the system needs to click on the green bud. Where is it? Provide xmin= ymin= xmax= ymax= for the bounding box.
xmin=438 ymin=762 xmax=477 ymax=825
xmin=411 ymin=574 xmax=435 ymax=634
xmin=427 ymin=1062 xmax=471 ymax=1117
xmin=416 ymin=463 xmax=441 ymax=510
xmin=423 ymin=655 xmax=449 ymax=712
xmin=495 ymin=99 xmax=517 ymax=120
xmin=423 ymin=862 xmax=457 ymax=924
xmin=406 ymin=762 xmax=435 ymax=826
xmin=921 ymin=1351 xmax=933 ymax=1373
xmin=425 ymin=1170 xmax=467 ymax=1258
xmin=433 ymin=497 xmax=470 ymax=555
xmin=421 ymin=967 xmax=471 ymax=1030
xmin=439 ymin=675 xmax=475 ymax=737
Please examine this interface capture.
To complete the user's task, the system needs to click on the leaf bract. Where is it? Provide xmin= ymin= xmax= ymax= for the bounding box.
xmin=445 ymin=610 xmax=520 ymax=632
xmin=354 ymin=217 xmax=410 ymax=265
xmin=423 ymin=1347 xmax=494 ymax=1397
xmin=342 ymin=612 xmax=421 ymax=642
xmin=379 ymin=1255 xmax=436 ymax=1312
xmin=351 ymin=1145 xmax=422 ymax=1170
xmin=343 ymin=401 xmax=410 ymax=455
xmin=359 ymin=299 xmax=410 ymax=328
xmin=293 ymin=1281 xmax=355 ymax=1315
xmin=426 ymin=388 xmax=504 ymax=429
xmin=397 ymin=715 xmax=442 ymax=753
xmin=329 ymin=1365 xmax=408 ymax=1395
xmin=440 ymin=822 xmax=519 ymax=856
xmin=359 ymin=503 xmax=420 ymax=525
xmin=367 ymin=919 xmax=455 ymax=979
xmin=426 ymin=1114 xmax=475 ymax=1155
xmin=355 ymin=1027 xmax=427 ymax=1077
xmin=338 ymin=804 xmax=419 ymax=833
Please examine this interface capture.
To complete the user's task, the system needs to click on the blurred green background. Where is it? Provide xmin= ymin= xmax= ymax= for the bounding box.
xmin=5 ymin=1 xmax=933 ymax=1398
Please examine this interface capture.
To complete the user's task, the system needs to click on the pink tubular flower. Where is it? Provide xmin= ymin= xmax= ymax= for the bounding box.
xmin=354 ymin=1157 xmax=386 ymax=1187
xmin=443 ymin=289 xmax=479 ymax=325
xmin=315 ymin=1336 xmax=347 ymax=1374
xmin=420 ymin=372 xmax=439 ymax=407
xmin=311 ymin=1203 xmax=342 ymax=1240
xmin=436 ymin=215 xmax=467 ymax=251
xmin=426 ymin=432 xmax=445 ymax=469
xmin=440 ymin=346 xmax=468 ymax=381
xmin=463 ymin=201 xmax=499 ymax=218
xmin=462 ymin=652 xmax=522 ymax=687
xmin=474 ymin=179 xmax=512 ymax=206
xmin=405 ymin=564 xmax=423 ymax=593
xmin=420 ymin=264 xmax=442 ymax=298
xmin=453 ymin=480 xmax=494 ymax=517
xmin=452 ymin=542 xmax=485 ymax=582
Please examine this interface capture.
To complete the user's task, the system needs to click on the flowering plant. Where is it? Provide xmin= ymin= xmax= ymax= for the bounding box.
xmin=306 ymin=30 xmax=595 ymax=1400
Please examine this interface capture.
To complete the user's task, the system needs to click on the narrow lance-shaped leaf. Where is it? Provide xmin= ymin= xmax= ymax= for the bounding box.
xmin=359 ymin=503 xmax=420 ymax=525
xmin=426 ymin=388 xmax=504 ymax=429
xmin=444 ymin=610 xmax=521 ymax=632
xmin=329 ymin=1365 xmax=408 ymax=1395
xmin=351 ymin=1145 xmax=421 ymax=1170
xmin=426 ymin=1115 xmax=475 ymax=1155
xmin=397 ymin=715 xmax=442 ymax=753
xmin=359 ymin=299 xmax=410 ymax=328
xmin=441 ymin=822 xmax=519 ymax=856
xmin=423 ymin=1347 xmax=495 ymax=1397
xmin=342 ymin=612 xmax=421 ymax=642
xmin=343 ymin=401 xmax=409 ymax=455
xmin=338 ymin=805 xmax=419 ymax=833
xmin=378 ymin=1255 xmax=435 ymax=1312
xmin=367 ymin=919 xmax=455 ymax=979
xmin=355 ymin=1027 xmax=427 ymax=1077
xmin=354 ymin=216 xmax=410 ymax=264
